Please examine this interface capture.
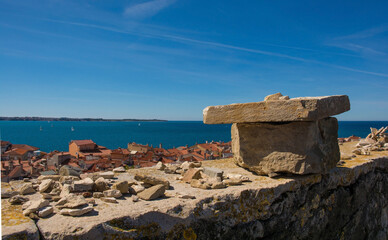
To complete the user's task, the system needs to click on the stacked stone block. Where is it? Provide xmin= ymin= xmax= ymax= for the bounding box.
xmin=203 ymin=93 xmax=350 ymax=176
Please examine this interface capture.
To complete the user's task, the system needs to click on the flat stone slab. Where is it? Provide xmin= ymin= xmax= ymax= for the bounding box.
xmin=203 ymin=95 xmax=350 ymax=124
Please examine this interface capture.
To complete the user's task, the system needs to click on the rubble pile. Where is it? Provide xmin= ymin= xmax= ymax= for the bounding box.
xmin=352 ymin=126 xmax=388 ymax=155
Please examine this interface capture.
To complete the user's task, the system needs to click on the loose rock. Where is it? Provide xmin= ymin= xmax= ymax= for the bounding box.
xmin=112 ymin=181 xmax=129 ymax=194
xmin=39 ymin=179 xmax=54 ymax=193
xmin=137 ymin=184 xmax=165 ymax=201
xmin=103 ymin=189 xmax=122 ymax=198
xmin=101 ymin=197 xmax=118 ymax=203
xmin=38 ymin=206 xmax=53 ymax=218
xmin=9 ymin=195 xmax=29 ymax=205
xmin=134 ymin=174 xmax=170 ymax=189
xmin=20 ymin=183 xmax=36 ymax=195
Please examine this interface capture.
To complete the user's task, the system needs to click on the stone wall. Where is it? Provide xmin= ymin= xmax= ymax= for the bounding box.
xmin=2 ymin=151 xmax=387 ymax=240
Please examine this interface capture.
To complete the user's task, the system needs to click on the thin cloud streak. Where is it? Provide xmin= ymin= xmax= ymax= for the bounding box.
xmin=6 ymin=18 xmax=388 ymax=78
xmin=124 ymin=0 xmax=176 ymax=19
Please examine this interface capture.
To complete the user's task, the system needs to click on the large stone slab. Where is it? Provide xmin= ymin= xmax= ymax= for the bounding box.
xmin=232 ymin=117 xmax=340 ymax=175
xmin=203 ymin=95 xmax=350 ymax=124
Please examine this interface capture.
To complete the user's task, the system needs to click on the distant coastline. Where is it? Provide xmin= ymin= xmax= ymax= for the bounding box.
xmin=0 ymin=117 xmax=167 ymax=122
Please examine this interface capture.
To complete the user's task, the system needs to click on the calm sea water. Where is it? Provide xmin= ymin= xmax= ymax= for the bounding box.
xmin=0 ymin=121 xmax=387 ymax=152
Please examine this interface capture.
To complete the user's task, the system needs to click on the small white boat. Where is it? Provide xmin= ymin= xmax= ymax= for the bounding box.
xmin=71 ymin=126 xmax=75 ymax=131
xmin=138 ymin=123 xmax=141 ymax=127
xmin=40 ymin=126 xmax=43 ymax=131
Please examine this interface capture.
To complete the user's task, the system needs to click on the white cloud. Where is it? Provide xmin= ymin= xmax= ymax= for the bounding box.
xmin=124 ymin=0 xmax=176 ymax=19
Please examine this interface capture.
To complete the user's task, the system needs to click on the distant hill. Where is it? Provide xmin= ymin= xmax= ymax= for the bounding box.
xmin=0 ymin=117 xmax=167 ymax=122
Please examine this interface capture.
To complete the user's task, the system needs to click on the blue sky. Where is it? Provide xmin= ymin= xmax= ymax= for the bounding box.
xmin=0 ymin=0 xmax=387 ymax=121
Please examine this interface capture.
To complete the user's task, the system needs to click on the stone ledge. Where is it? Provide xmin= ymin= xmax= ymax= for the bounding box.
xmin=203 ymin=95 xmax=350 ymax=124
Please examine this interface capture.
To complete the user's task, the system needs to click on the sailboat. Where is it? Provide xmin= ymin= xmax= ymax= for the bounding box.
xmin=138 ymin=123 xmax=141 ymax=127
xmin=71 ymin=126 xmax=75 ymax=132
xmin=40 ymin=126 xmax=43 ymax=131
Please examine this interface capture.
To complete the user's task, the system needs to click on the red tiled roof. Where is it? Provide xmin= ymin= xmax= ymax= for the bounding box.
xmin=1 ymin=141 xmax=11 ymax=146
xmin=12 ymin=144 xmax=39 ymax=151
xmin=71 ymin=140 xmax=95 ymax=146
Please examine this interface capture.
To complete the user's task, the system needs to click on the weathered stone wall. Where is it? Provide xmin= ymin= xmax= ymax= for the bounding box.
xmin=2 ymin=153 xmax=387 ymax=240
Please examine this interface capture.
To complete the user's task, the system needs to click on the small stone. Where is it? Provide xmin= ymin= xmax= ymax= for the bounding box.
xmin=73 ymin=178 xmax=94 ymax=192
xmin=103 ymin=189 xmax=122 ymax=198
xmin=352 ymin=148 xmax=362 ymax=155
xmin=225 ymin=174 xmax=250 ymax=182
xmin=190 ymin=179 xmax=210 ymax=190
xmin=60 ymin=184 xmax=73 ymax=197
xmin=59 ymin=176 xmax=80 ymax=184
xmin=39 ymin=179 xmax=54 ymax=193
xmin=41 ymin=193 xmax=52 ymax=200
xmin=264 ymin=92 xmax=284 ymax=101
xmin=179 ymin=194 xmax=196 ymax=199
xmin=20 ymin=183 xmax=36 ymax=195
xmin=23 ymin=199 xmax=50 ymax=216
xmin=112 ymin=181 xmax=129 ymax=194
xmin=164 ymin=165 xmax=179 ymax=174
xmin=56 ymin=194 xmax=88 ymax=209
xmin=132 ymin=196 xmax=139 ymax=202
xmin=137 ymin=184 xmax=165 ymax=201
xmin=155 ymin=161 xmax=166 ymax=170
xmin=94 ymin=177 xmax=109 ymax=192
xmin=38 ymin=206 xmax=53 ymax=218
xmin=210 ymin=181 xmax=227 ymax=189
xmin=60 ymin=205 xmax=93 ymax=216
xmin=38 ymin=175 xmax=61 ymax=181
xmin=93 ymin=192 xmax=104 ymax=198
xmin=202 ymin=167 xmax=223 ymax=179
xmin=113 ymin=166 xmax=126 ymax=173
xmin=86 ymin=198 xmax=96 ymax=205
xmin=223 ymin=179 xmax=243 ymax=186
xmin=99 ymin=171 xmax=115 ymax=179
xmin=340 ymin=152 xmax=353 ymax=160
xmin=49 ymin=188 xmax=61 ymax=196
xmin=1 ymin=190 xmax=19 ymax=198
xmin=59 ymin=165 xmax=81 ymax=177
xmin=29 ymin=212 xmax=40 ymax=220
xmin=82 ymin=192 xmax=92 ymax=198
xmin=52 ymin=196 xmax=61 ymax=202
xmin=101 ymin=197 xmax=118 ymax=203
xmin=182 ymin=168 xmax=202 ymax=183
xmin=279 ymin=95 xmax=290 ymax=100
xmin=9 ymin=195 xmax=29 ymax=205
xmin=129 ymin=185 xmax=145 ymax=194
xmin=134 ymin=174 xmax=170 ymax=189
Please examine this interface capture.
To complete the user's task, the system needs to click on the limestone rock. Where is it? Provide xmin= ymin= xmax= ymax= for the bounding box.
xmin=132 ymin=195 xmax=139 ymax=202
xmin=155 ymin=161 xmax=166 ymax=170
xmin=164 ymin=164 xmax=180 ymax=174
xmin=129 ymin=185 xmax=145 ymax=194
xmin=56 ymin=194 xmax=88 ymax=209
xmin=23 ymin=199 xmax=50 ymax=216
xmin=38 ymin=206 xmax=53 ymax=218
xmin=99 ymin=171 xmax=115 ymax=179
xmin=113 ymin=166 xmax=126 ymax=173
xmin=181 ymin=161 xmax=196 ymax=171
xmin=60 ymin=205 xmax=93 ymax=216
xmin=39 ymin=179 xmax=54 ymax=193
xmin=103 ymin=189 xmax=122 ymax=198
xmin=203 ymin=95 xmax=350 ymax=124
xmin=93 ymin=192 xmax=104 ymax=198
xmin=73 ymin=177 xmax=94 ymax=192
xmin=101 ymin=197 xmax=118 ymax=203
xmin=41 ymin=193 xmax=52 ymax=200
xmin=1 ymin=190 xmax=19 ymax=198
xmin=203 ymin=167 xmax=223 ymax=179
xmin=190 ymin=179 xmax=211 ymax=189
xmin=59 ymin=165 xmax=81 ymax=177
xmin=182 ymin=168 xmax=202 ymax=183
xmin=94 ymin=177 xmax=109 ymax=192
xmin=223 ymin=179 xmax=243 ymax=186
xmin=264 ymin=92 xmax=284 ymax=101
xmin=112 ymin=181 xmax=129 ymax=194
xmin=9 ymin=195 xmax=29 ymax=205
xmin=232 ymin=117 xmax=340 ymax=176
xmin=134 ymin=174 xmax=170 ymax=189
xmin=60 ymin=184 xmax=73 ymax=197
xmin=225 ymin=173 xmax=250 ymax=182
xmin=137 ymin=184 xmax=165 ymax=200
xmin=20 ymin=183 xmax=36 ymax=195
xmin=38 ymin=175 xmax=61 ymax=181
xmin=59 ymin=176 xmax=80 ymax=184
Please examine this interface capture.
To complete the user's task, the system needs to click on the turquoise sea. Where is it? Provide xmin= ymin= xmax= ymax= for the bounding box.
xmin=0 ymin=121 xmax=387 ymax=153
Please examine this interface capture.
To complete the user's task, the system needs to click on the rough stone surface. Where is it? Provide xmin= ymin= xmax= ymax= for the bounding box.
xmin=182 ymin=168 xmax=202 ymax=183
xmin=137 ymin=184 xmax=165 ymax=200
xmin=9 ymin=195 xmax=29 ymax=205
xmin=134 ymin=174 xmax=170 ymax=189
xmin=113 ymin=167 xmax=126 ymax=173
xmin=93 ymin=192 xmax=104 ymax=198
xmin=232 ymin=117 xmax=340 ymax=176
xmin=3 ymin=143 xmax=387 ymax=240
xmin=99 ymin=171 xmax=114 ymax=179
xmin=60 ymin=205 xmax=93 ymax=217
xmin=73 ymin=177 xmax=94 ymax=192
xmin=203 ymin=95 xmax=350 ymax=124
xmin=94 ymin=177 xmax=109 ymax=192
xmin=23 ymin=199 xmax=49 ymax=216
xmin=20 ymin=183 xmax=36 ymax=195
xmin=59 ymin=165 xmax=81 ymax=177
xmin=202 ymin=167 xmax=223 ymax=179
xmin=155 ymin=161 xmax=166 ymax=170
xmin=39 ymin=179 xmax=54 ymax=193
xmin=101 ymin=197 xmax=118 ymax=203
xmin=38 ymin=206 xmax=54 ymax=218
xmin=56 ymin=194 xmax=88 ymax=209
xmin=112 ymin=181 xmax=129 ymax=194
xmin=103 ymin=189 xmax=122 ymax=198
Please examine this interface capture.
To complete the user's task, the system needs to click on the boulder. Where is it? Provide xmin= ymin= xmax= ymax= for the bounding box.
xmin=9 ymin=195 xmax=29 ymax=205
xmin=73 ymin=178 xmax=94 ymax=192
xmin=94 ymin=177 xmax=109 ymax=192
xmin=113 ymin=166 xmax=126 ymax=173
xmin=203 ymin=95 xmax=350 ymax=124
xmin=182 ymin=168 xmax=202 ymax=183
xmin=232 ymin=117 xmax=340 ymax=176
xmin=112 ymin=181 xmax=129 ymax=194
xmin=39 ymin=179 xmax=54 ymax=193
xmin=134 ymin=174 xmax=170 ymax=189
xmin=103 ymin=189 xmax=122 ymax=198
xmin=20 ymin=183 xmax=36 ymax=195
xmin=38 ymin=206 xmax=53 ymax=218
xmin=137 ymin=184 xmax=165 ymax=201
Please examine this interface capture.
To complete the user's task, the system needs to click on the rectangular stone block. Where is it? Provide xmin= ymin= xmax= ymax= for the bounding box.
xmin=232 ymin=117 xmax=340 ymax=176
xmin=203 ymin=95 xmax=350 ymax=124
